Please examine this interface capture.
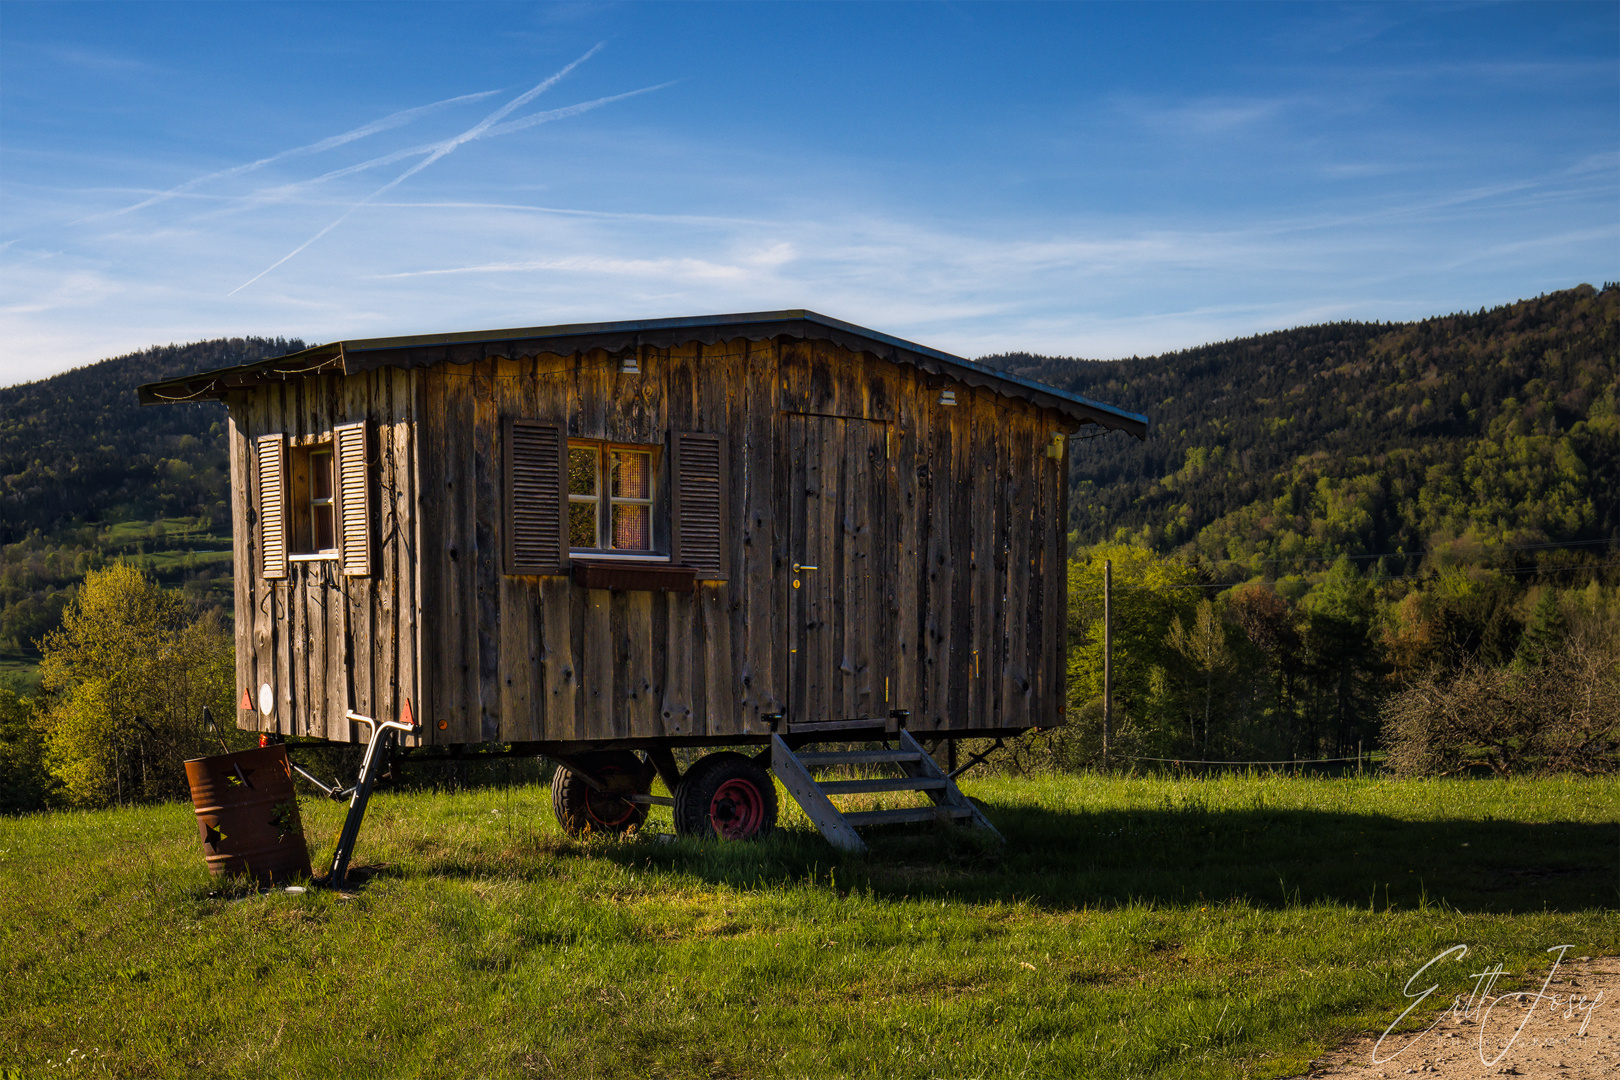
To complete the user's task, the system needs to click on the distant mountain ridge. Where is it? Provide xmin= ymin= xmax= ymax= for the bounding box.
xmin=988 ymin=283 xmax=1619 ymax=573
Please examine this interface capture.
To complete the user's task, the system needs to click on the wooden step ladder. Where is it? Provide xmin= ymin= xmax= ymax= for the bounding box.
xmin=769 ymin=728 xmax=1003 ymax=853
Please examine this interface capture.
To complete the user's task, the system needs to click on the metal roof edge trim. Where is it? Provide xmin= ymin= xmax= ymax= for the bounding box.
xmin=138 ymin=311 xmax=1148 ymax=436
xmin=137 ymin=344 xmax=344 ymax=404
xmin=797 ymin=312 xmax=1147 ymax=435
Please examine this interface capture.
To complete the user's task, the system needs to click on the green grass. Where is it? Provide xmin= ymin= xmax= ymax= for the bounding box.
xmin=1 ymin=772 xmax=1615 ymax=1078
xmin=96 ymin=518 xmax=221 ymax=545
xmin=137 ymin=549 xmax=233 ymax=572
xmin=0 ymin=650 xmax=40 ymax=694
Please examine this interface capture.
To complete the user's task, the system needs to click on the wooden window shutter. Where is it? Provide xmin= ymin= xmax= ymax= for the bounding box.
xmin=334 ymin=421 xmax=371 ymax=577
xmin=256 ymin=433 xmax=289 ymax=580
xmin=672 ymin=432 xmax=728 ymax=579
xmin=504 ymin=419 xmax=566 ymax=574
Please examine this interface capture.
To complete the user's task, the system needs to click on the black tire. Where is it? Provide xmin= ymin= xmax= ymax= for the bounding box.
xmin=673 ymin=752 xmax=778 ymax=841
xmin=551 ymin=751 xmax=650 ymax=837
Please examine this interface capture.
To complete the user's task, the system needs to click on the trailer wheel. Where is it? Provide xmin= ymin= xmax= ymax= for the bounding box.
xmin=673 ymin=752 xmax=777 ymax=841
xmin=552 ymin=751 xmax=649 ymax=837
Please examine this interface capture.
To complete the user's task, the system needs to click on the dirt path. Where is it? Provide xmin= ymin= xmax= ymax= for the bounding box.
xmin=1293 ymin=956 xmax=1618 ymax=1079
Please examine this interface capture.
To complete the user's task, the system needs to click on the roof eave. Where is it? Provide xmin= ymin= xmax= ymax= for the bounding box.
xmin=136 ymin=312 xmax=1149 ymax=437
xmin=137 ymin=344 xmax=344 ymax=404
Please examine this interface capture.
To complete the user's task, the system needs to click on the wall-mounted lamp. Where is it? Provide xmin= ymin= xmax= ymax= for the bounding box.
xmin=938 ymin=389 xmax=958 ymax=406
xmin=1046 ymin=432 xmax=1066 ymax=460
xmin=619 ymin=353 xmax=641 ymax=375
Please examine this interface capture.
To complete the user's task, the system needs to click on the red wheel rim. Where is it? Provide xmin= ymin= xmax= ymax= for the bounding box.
xmin=584 ymin=766 xmax=639 ymax=829
xmin=708 ymin=778 xmax=766 ymax=839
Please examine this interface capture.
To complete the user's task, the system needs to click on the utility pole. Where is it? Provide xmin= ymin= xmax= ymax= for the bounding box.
xmin=1103 ymin=558 xmax=1112 ymax=769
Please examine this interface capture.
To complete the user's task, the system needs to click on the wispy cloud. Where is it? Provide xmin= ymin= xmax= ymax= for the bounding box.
xmin=229 ymin=42 xmax=674 ymax=296
xmin=370 ymin=201 xmax=768 ymax=227
xmin=1113 ymin=93 xmax=1297 ymax=137
xmin=374 ymin=242 xmax=796 ymax=283
xmin=75 ymin=89 xmax=503 ymax=225
xmin=40 ymin=44 xmax=159 ymax=75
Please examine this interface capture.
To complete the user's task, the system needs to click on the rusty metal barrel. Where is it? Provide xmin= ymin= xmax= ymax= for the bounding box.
xmin=184 ymin=745 xmax=312 ymax=886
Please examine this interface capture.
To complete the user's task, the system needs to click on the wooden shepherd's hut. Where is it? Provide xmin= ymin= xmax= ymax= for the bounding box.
xmin=143 ymin=311 xmax=1146 ymax=849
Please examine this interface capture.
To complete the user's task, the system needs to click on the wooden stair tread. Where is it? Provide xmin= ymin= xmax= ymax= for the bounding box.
xmin=786 ymin=719 xmax=890 ymax=734
xmin=816 ymin=777 xmax=948 ymax=794
xmin=843 ymin=806 xmax=973 ymax=826
xmin=767 ymin=730 xmax=1004 ymax=853
xmin=795 ymin=750 xmax=923 ymax=766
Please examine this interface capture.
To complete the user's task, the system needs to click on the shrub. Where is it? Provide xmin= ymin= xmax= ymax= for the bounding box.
xmin=0 ymin=682 xmax=55 ymax=812
xmin=1381 ymin=638 xmax=1619 ymax=777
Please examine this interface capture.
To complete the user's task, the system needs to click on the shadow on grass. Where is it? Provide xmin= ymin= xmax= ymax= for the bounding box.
xmin=580 ymin=798 xmax=1620 ymax=914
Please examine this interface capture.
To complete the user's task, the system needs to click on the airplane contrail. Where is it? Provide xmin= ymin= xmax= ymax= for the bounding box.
xmin=485 ymin=83 xmax=675 ymax=138
xmin=73 ymin=90 xmax=502 ymax=225
xmin=238 ymin=78 xmax=674 ymax=208
xmin=230 ymin=44 xmax=666 ymax=297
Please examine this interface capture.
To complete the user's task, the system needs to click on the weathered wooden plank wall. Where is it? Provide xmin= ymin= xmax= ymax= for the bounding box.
xmin=228 ymin=368 xmax=420 ymax=743
xmin=229 ymin=334 xmax=1069 ymax=747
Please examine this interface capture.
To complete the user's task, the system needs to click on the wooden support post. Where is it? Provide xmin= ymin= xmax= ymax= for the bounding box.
xmin=1103 ymin=558 xmax=1112 ymax=769
xmin=646 ymin=745 xmax=683 ymax=796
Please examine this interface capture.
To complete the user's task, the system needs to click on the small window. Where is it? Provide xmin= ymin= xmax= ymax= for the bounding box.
xmin=308 ymin=446 xmax=335 ymax=551
xmin=568 ymin=442 xmax=657 ymax=553
xmin=289 ymin=442 xmax=338 ymax=555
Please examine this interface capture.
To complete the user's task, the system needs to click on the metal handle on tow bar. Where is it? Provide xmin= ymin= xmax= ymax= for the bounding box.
xmin=327 ymin=709 xmax=420 ymax=888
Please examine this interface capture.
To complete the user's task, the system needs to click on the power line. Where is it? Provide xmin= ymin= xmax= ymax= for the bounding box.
xmin=1224 ymin=537 xmax=1620 ymax=566
xmin=1084 ymin=557 xmax=1620 ymax=592
xmin=1080 ymin=536 xmax=1619 ymax=570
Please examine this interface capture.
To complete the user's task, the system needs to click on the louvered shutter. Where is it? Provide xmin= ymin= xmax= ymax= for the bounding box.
xmin=256 ymin=433 xmax=289 ymax=579
xmin=334 ymin=421 xmax=371 ymax=577
xmin=671 ymin=432 xmax=728 ymax=579
xmin=504 ymin=419 xmax=566 ymax=574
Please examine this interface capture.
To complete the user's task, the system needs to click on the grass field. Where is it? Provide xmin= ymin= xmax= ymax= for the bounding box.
xmin=0 ymin=650 xmax=40 ymax=694
xmin=1 ymin=771 xmax=1615 ymax=1078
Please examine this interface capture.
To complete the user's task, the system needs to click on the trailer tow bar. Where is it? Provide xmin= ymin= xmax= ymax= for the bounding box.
xmin=290 ymin=764 xmax=345 ymax=800
xmin=327 ymin=708 xmax=419 ymax=889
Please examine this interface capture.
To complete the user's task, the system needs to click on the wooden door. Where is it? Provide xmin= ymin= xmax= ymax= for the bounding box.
xmin=787 ymin=414 xmax=894 ymax=723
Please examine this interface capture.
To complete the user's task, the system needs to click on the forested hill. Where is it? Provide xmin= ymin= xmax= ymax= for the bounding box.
xmin=1 ymin=288 xmax=1615 ymax=656
xmin=0 ymin=338 xmax=304 ymax=654
xmin=988 ymin=283 xmax=1619 ymax=572
xmin=0 ymin=337 xmax=305 ymax=544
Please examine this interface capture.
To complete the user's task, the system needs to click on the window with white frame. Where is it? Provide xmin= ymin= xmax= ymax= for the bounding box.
xmin=567 ymin=442 xmax=656 ymax=553
xmin=301 ymin=444 xmax=336 ymax=553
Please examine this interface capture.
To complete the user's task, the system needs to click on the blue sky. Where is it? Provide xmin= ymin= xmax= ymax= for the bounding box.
xmin=1 ymin=1 xmax=1615 ymax=385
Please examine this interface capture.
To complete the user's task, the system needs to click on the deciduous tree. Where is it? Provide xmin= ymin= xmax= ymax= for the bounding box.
xmin=38 ymin=563 xmax=238 ymax=807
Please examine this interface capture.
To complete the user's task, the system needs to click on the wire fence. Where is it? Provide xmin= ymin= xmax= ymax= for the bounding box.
xmin=1118 ymin=755 xmax=1367 ymax=766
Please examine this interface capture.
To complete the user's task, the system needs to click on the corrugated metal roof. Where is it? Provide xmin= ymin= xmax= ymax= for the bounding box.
xmin=139 ymin=309 xmax=1148 ymax=437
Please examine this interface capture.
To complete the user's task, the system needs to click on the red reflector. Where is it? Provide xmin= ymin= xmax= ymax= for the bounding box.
xmin=400 ymin=697 xmax=416 ymax=729
xmin=259 ymin=734 xmax=270 ymax=748
xmin=241 ymin=688 xmax=254 ymax=711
